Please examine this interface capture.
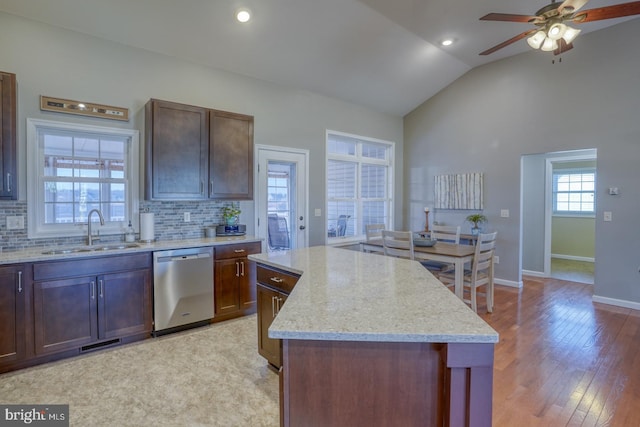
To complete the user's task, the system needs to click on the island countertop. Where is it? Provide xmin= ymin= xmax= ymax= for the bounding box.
xmin=249 ymin=246 xmax=498 ymax=344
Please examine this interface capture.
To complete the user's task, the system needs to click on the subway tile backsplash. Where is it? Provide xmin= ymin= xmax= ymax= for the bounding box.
xmin=0 ymin=200 xmax=239 ymax=252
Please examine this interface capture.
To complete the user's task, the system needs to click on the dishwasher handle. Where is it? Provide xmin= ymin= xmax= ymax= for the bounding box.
xmin=156 ymin=252 xmax=212 ymax=263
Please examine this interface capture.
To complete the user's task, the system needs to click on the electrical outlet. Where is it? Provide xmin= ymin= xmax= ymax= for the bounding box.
xmin=184 ymin=212 xmax=191 ymax=222
xmin=494 ymin=256 xmax=499 ymax=264
xmin=6 ymin=215 xmax=24 ymax=230
xmin=604 ymin=211 xmax=612 ymax=222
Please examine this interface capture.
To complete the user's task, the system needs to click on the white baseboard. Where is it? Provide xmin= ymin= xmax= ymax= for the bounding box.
xmin=522 ymin=269 xmax=546 ymax=278
xmin=551 ymin=254 xmax=595 ymax=263
xmin=495 ymin=277 xmax=523 ymax=288
xmin=592 ymin=295 xmax=640 ymax=311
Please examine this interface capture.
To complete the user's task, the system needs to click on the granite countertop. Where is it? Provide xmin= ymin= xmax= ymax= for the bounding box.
xmin=0 ymin=236 xmax=263 ymax=265
xmin=249 ymin=246 xmax=499 ymax=344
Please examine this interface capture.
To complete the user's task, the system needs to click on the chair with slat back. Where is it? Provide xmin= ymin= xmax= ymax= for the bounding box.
xmin=381 ymin=230 xmax=414 ymax=260
xmin=439 ymin=231 xmax=497 ymax=313
xmin=337 ymin=215 xmax=350 ymax=237
xmin=421 ymin=225 xmax=461 ymax=276
xmin=268 ymin=214 xmax=290 ymax=250
xmin=364 ymin=223 xmax=385 ymax=253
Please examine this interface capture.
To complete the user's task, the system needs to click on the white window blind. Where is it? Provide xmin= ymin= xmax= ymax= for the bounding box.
xmin=326 ymin=131 xmax=393 ymax=242
xmin=27 ymin=119 xmax=139 ymax=239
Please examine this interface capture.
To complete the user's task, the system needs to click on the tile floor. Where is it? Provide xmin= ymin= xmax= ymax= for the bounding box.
xmin=0 ymin=316 xmax=279 ymax=427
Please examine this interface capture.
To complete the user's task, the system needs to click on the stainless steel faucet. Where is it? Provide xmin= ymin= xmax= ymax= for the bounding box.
xmin=87 ymin=209 xmax=105 ymax=245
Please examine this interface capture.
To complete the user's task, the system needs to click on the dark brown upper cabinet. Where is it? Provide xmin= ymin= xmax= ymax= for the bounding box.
xmin=145 ymin=99 xmax=254 ymax=201
xmin=0 ymin=71 xmax=17 ymax=200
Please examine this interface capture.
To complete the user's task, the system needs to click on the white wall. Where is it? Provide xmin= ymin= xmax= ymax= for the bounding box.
xmin=0 ymin=12 xmax=403 ymax=247
xmin=404 ymin=19 xmax=640 ymax=305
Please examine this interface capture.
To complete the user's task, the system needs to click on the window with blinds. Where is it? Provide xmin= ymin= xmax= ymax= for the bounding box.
xmin=27 ymin=118 xmax=139 ymax=238
xmin=326 ymin=131 xmax=393 ymax=241
xmin=553 ymin=169 xmax=596 ymax=214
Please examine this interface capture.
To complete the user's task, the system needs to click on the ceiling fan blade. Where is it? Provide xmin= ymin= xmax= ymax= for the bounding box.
xmin=479 ymin=29 xmax=538 ymax=56
xmin=553 ymin=39 xmax=574 ymax=55
xmin=572 ymin=1 xmax=640 ymax=23
xmin=558 ymin=0 xmax=590 ymax=14
xmin=479 ymin=13 xmax=539 ymax=23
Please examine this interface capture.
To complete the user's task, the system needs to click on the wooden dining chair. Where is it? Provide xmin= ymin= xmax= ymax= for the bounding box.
xmin=421 ymin=225 xmax=461 ymax=276
xmin=381 ymin=230 xmax=414 ymax=260
xmin=439 ymin=231 xmax=497 ymax=313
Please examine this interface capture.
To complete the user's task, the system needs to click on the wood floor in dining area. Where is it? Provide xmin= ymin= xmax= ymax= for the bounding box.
xmin=479 ymin=276 xmax=640 ymax=427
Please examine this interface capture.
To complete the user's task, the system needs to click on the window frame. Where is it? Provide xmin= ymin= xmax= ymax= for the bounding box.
xmin=326 ymin=130 xmax=394 ymax=245
xmin=27 ymin=118 xmax=140 ymax=239
xmin=552 ymin=167 xmax=596 ymax=217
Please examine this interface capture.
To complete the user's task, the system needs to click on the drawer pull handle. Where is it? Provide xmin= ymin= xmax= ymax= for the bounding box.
xmin=91 ymin=281 xmax=96 ymax=300
xmin=270 ymin=277 xmax=284 ymax=283
xmin=234 ymin=249 xmax=246 ymax=253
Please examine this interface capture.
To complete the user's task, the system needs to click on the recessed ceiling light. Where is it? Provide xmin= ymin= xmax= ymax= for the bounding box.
xmin=236 ymin=8 xmax=251 ymax=23
xmin=441 ymin=39 xmax=454 ymax=47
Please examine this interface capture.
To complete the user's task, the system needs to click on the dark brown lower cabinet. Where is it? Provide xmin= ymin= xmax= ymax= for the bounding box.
xmin=32 ymin=253 xmax=152 ymax=357
xmin=33 ymin=269 xmax=151 ymax=355
xmin=213 ymin=242 xmax=261 ymax=322
xmin=255 ymin=263 xmax=299 ymax=369
xmin=0 ymin=265 xmax=25 ymax=367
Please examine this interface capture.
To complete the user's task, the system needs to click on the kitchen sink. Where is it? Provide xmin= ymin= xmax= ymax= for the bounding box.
xmin=41 ymin=248 xmax=93 ymax=255
xmin=42 ymin=243 xmax=140 ymax=255
xmin=91 ymin=244 xmax=140 ymax=251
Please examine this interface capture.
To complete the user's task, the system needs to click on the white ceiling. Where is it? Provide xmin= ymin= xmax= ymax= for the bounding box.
xmin=0 ymin=0 xmax=636 ymax=116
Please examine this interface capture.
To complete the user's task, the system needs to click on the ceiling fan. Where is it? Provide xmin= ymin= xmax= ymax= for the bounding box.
xmin=479 ymin=0 xmax=640 ymax=56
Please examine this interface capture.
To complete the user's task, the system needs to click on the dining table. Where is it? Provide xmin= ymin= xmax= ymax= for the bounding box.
xmin=360 ymin=238 xmax=476 ymax=300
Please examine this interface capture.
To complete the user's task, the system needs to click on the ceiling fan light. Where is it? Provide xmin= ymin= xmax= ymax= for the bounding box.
xmin=527 ymin=31 xmax=546 ymax=49
xmin=540 ymin=37 xmax=559 ymax=52
xmin=562 ymin=26 xmax=581 ymax=44
xmin=547 ymin=23 xmax=567 ymax=40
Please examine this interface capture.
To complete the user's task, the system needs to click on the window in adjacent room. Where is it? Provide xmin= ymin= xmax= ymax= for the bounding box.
xmin=326 ymin=131 xmax=394 ymax=243
xmin=27 ymin=118 xmax=139 ymax=239
xmin=552 ymin=168 xmax=595 ymax=215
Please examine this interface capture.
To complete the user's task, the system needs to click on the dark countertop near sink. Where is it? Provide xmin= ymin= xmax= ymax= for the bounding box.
xmin=0 ymin=236 xmax=263 ymax=265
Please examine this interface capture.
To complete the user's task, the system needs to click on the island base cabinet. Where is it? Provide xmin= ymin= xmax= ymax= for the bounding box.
xmin=280 ymin=340 xmax=494 ymax=427
xmin=257 ymin=284 xmax=287 ymax=368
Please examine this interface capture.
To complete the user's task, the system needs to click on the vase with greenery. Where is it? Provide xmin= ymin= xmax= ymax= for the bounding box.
xmin=466 ymin=213 xmax=487 ymax=235
xmin=221 ymin=205 xmax=241 ymax=225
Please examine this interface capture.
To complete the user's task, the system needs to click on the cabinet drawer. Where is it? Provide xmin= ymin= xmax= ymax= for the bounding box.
xmin=256 ymin=264 xmax=299 ymax=294
xmin=214 ymin=242 xmax=261 ymax=260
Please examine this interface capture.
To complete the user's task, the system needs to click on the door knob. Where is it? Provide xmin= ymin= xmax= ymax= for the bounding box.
xmin=299 ymin=225 xmax=306 ymax=230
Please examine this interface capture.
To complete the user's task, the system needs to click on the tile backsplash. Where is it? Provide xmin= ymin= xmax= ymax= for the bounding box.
xmin=0 ymin=200 xmax=243 ymax=252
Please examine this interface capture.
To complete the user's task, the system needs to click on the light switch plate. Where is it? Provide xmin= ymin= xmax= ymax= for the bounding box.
xmin=500 ymin=209 xmax=509 ymax=218
xmin=604 ymin=211 xmax=612 ymax=222
xmin=314 ymin=209 xmax=321 ymax=217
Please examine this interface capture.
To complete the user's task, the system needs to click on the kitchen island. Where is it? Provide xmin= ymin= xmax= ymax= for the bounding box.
xmin=250 ymin=246 xmax=499 ymax=427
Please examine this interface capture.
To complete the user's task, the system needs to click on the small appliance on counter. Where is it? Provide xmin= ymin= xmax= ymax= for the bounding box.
xmin=215 ymin=224 xmax=246 ymax=236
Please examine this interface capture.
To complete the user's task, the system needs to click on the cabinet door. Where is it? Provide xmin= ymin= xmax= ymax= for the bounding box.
xmin=0 ymin=265 xmax=24 ymax=364
xmin=98 ymin=269 xmax=152 ymax=339
xmin=33 ymin=276 xmax=98 ymax=355
xmin=0 ymin=71 xmax=17 ymax=200
xmin=209 ymin=111 xmax=254 ymax=200
xmin=257 ymin=284 xmax=280 ymax=366
xmin=239 ymin=258 xmax=256 ymax=312
xmin=214 ymin=259 xmax=241 ymax=316
xmin=146 ymin=99 xmax=208 ymax=199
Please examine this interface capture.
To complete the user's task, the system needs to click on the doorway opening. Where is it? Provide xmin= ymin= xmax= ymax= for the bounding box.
xmin=256 ymin=146 xmax=309 ymax=253
xmin=521 ymin=148 xmax=596 ymax=284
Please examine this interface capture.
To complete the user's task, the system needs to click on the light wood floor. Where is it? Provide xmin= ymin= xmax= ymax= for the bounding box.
xmin=478 ymin=276 xmax=640 ymax=427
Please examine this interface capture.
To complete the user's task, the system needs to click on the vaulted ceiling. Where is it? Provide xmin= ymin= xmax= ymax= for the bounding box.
xmin=0 ymin=0 xmax=636 ymax=116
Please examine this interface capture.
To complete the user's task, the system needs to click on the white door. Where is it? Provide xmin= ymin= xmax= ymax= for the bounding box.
xmin=256 ymin=145 xmax=309 ymax=252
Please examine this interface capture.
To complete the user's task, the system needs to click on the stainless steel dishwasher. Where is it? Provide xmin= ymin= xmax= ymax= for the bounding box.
xmin=153 ymin=247 xmax=214 ymax=333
